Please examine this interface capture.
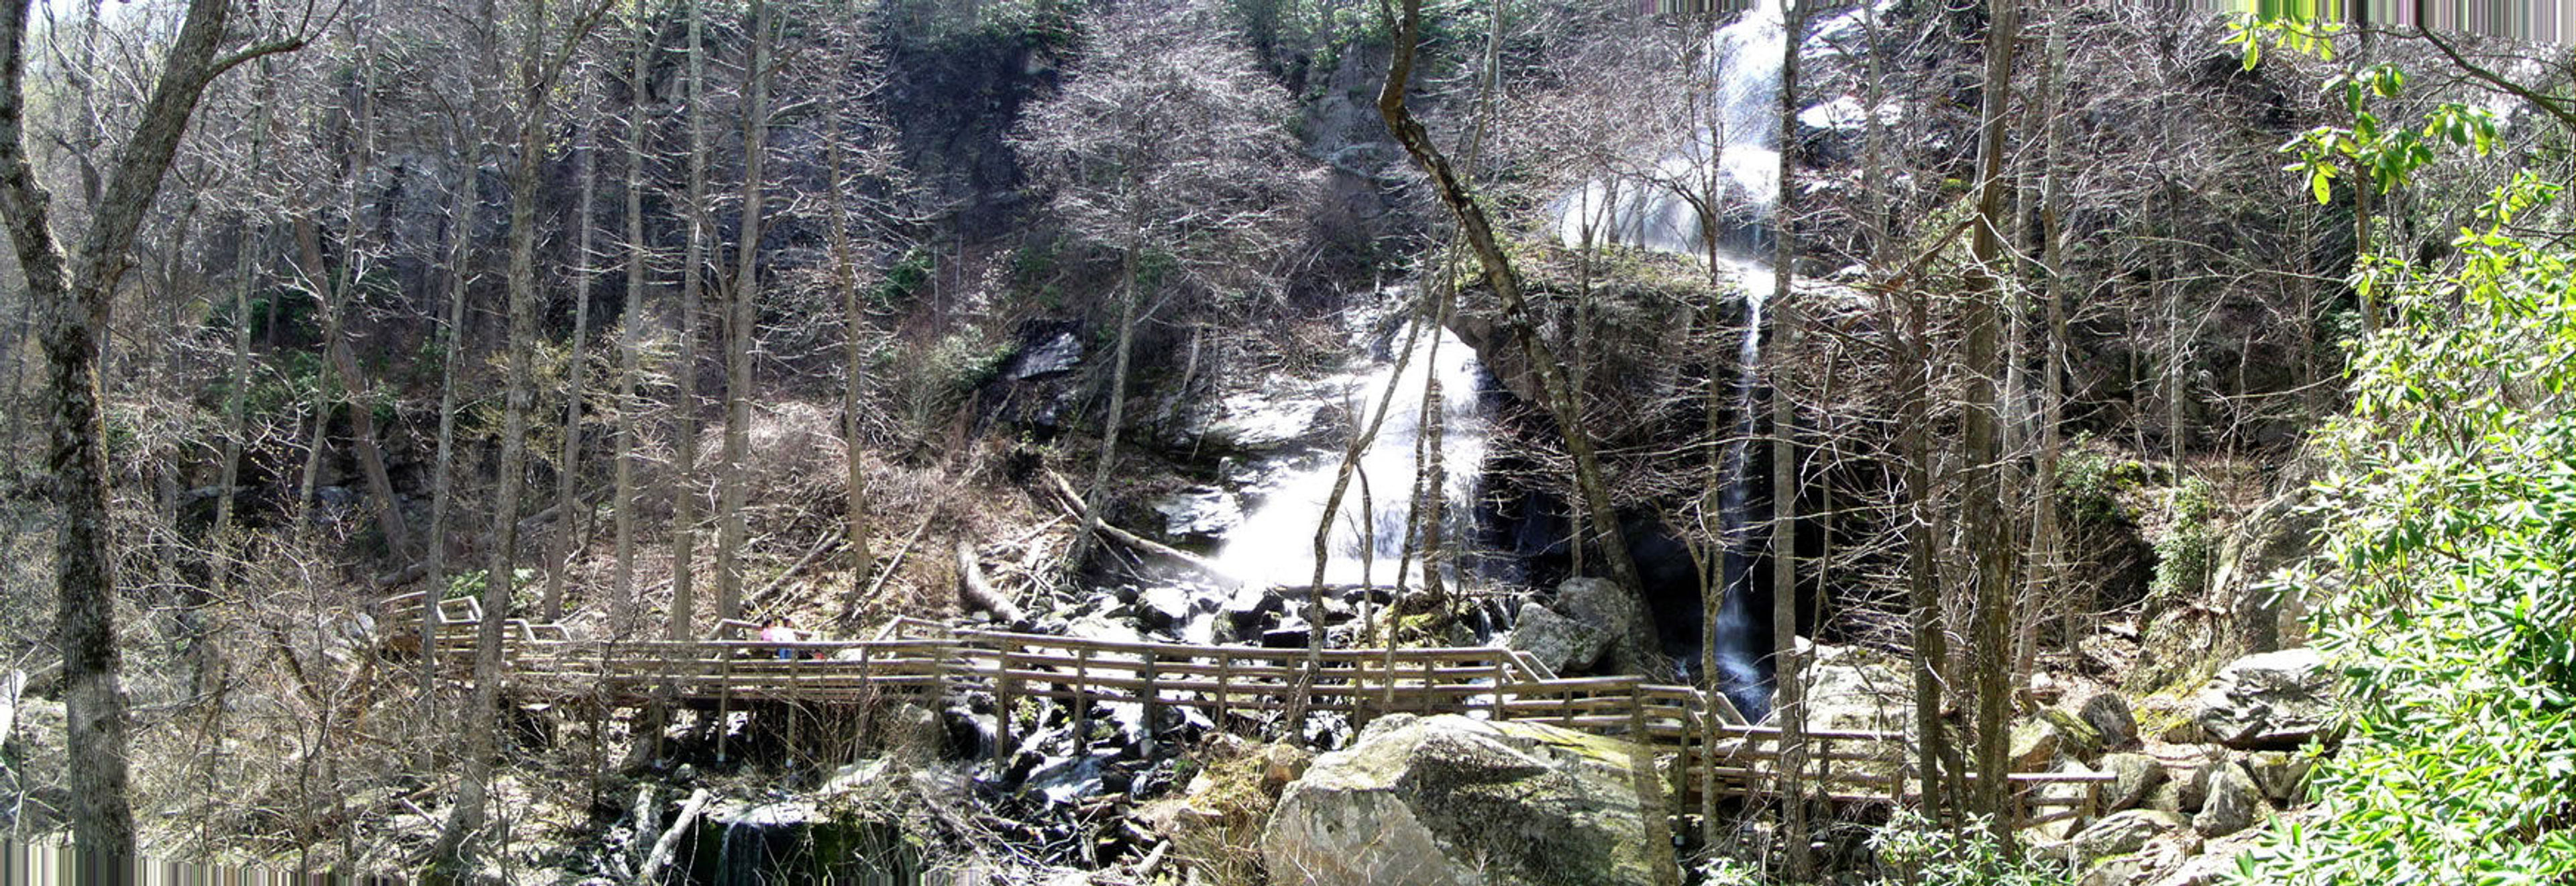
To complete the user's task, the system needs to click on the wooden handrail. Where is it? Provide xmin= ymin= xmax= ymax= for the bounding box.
xmin=403 ymin=595 xmax=2104 ymax=830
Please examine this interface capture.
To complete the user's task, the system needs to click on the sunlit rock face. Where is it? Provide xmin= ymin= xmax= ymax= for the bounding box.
xmin=1261 ymin=713 xmax=1674 ymax=886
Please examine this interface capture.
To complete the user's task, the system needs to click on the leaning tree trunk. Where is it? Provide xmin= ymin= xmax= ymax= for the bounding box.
xmin=1377 ymin=0 xmax=1650 ymax=662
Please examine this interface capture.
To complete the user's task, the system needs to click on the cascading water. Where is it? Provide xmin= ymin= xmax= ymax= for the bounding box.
xmin=1212 ymin=305 xmax=1493 ymax=591
xmin=1554 ymin=0 xmax=1788 ymax=721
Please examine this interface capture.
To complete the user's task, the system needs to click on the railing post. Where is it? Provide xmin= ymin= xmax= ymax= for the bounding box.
xmin=994 ymin=647 xmax=1016 ymax=767
xmin=1073 ymin=645 xmax=1091 ymax=729
xmin=1491 ymin=660 xmax=1508 ymax=722
xmin=1140 ymin=652 xmax=1161 ymax=752
xmin=1214 ymin=652 xmax=1230 ymax=735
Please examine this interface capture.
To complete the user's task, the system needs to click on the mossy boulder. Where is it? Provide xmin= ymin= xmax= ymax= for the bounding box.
xmin=1260 ymin=713 xmax=1675 ymax=886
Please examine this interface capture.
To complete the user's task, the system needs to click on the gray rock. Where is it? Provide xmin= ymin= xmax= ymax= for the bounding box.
xmin=1555 ymin=577 xmax=1647 ymax=673
xmin=2100 ymin=752 xmax=2168 ymax=811
xmin=2027 ymin=761 xmax=2102 ymax=842
xmin=2079 ymin=691 xmax=2141 ymax=750
xmin=1009 ymin=330 xmax=1083 ymax=379
xmin=2079 ymin=855 xmax=2152 ymax=886
xmin=1151 ymin=487 xmax=1242 ymax=543
xmin=2145 ymin=779 xmax=2190 ymax=815
xmin=2010 ymin=719 xmax=2063 ymax=771
xmin=2241 ymin=751 xmax=2314 ymax=806
xmin=2194 ymin=648 xmax=2337 ymax=749
xmin=1261 ymin=714 xmax=1676 ymax=886
xmin=2193 ymin=763 xmax=2263 ymax=838
xmin=1503 ymin=603 xmax=1607 ymax=675
xmin=1224 ymin=585 xmax=1283 ymax=629
xmin=2070 ymin=809 xmax=2191 ymax=868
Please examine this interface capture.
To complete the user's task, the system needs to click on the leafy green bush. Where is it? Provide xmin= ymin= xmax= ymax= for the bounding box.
xmin=1869 ymin=811 xmax=2069 ymax=886
xmin=2234 ymin=170 xmax=2576 ymax=883
xmin=2149 ymin=476 xmax=2218 ymax=604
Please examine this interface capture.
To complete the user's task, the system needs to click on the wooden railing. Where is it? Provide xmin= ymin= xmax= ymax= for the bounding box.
xmin=385 ymin=594 xmax=2110 ymax=825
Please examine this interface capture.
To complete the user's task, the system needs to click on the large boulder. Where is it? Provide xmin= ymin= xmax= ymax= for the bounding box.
xmin=1801 ymin=644 xmax=1913 ymax=734
xmin=1261 ymin=713 xmax=1675 ymax=886
xmin=2067 ymin=809 xmax=2191 ymax=868
xmin=2193 ymin=648 xmax=2337 ymax=749
xmin=2193 ymin=763 xmax=2265 ymax=838
xmin=1504 ymin=603 xmax=1608 ymax=676
xmin=1554 ymin=578 xmax=1651 ymax=675
xmin=2100 ymin=752 xmax=2169 ymax=811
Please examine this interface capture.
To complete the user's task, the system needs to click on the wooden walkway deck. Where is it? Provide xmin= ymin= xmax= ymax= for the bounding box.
xmin=387 ymin=592 xmax=2108 ymax=827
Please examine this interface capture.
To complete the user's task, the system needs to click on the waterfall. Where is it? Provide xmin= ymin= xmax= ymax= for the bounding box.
xmin=1552 ymin=0 xmax=1785 ymax=254
xmin=1552 ymin=0 xmax=1790 ymax=720
xmin=1212 ymin=308 xmax=1492 ymax=589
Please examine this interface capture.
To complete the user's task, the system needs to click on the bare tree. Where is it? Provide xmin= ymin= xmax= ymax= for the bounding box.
xmin=713 ymin=0 xmax=773 ymax=626
xmin=0 ymin=0 xmax=303 ymax=864
xmin=432 ymin=0 xmax=612 ymax=864
xmin=1964 ymin=0 xmax=2026 ymax=838
xmin=1013 ymin=1 xmax=1316 ymax=583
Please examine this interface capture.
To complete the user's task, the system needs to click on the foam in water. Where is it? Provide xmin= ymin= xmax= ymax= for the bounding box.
xmin=1212 ymin=316 xmax=1491 ymax=589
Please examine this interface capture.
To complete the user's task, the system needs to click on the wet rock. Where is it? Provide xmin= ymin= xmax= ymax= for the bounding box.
xmin=1261 ymin=714 xmax=1675 ymax=886
xmin=1136 ymin=586 xmax=1192 ymax=632
xmin=2193 ymin=763 xmax=2264 ymax=838
xmin=1504 ymin=602 xmax=1607 ymax=675
xmin=1224 ymin=585 xmax=1283 ymax=630
xmin=2100 ymin=752 xmax=2168 ymax=811
xmin=1261 ymin=622 xmax=1316 ymax=648
xmin=1152 ymin=487 xmax=1242 ymax=544
xmin=1008 ymin=329 xmax=1083 ymax=379
xmin=2193 ymin=648 xmax=2337 ymax=750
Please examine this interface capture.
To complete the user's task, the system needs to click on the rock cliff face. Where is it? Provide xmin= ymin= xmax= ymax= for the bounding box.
xmin=1261 ymin=713 xmax=1676 ymax=886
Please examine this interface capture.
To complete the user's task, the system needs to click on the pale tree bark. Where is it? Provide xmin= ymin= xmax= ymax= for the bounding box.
xmin=1964 ymin=0 xmax=2025 ymax=840
xmin=669 ymin=0 xmax=708 ymax=648
xmin=1379 ymin=0 xmax=1650 ymax=660
xmin=425 ymin=146 xmax=479 ymax=695
xmin=544 ymin=92 xmax=601 ymax=623
xmin=433 ymin=0 xmax=612 ymax=864
xmin=294 ymin=9 xmax=412 ymax=557
xmin=714 ymin=0 xmax=773 ymax=626
xmin=1768 ymin=0 xmax=1807 ymax=873
xmin=826 ymin=50 xmax=876 ymax=619
xmin=613 ymin=5 xmax=650 ymax=636
xmin=210 ymin=65 xmax=275 ymax=698
xmin=0 ymin=0 xmax=301 ymax=864
xmin=2019 ymin=0 xmax=2070 ymax=700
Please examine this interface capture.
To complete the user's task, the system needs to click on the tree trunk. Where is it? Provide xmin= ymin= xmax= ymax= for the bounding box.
xmin=714 ymin=0 xmax=771 ymax=626
xmin=543 ymin=96 xmax=600 ymax=623
xmin=1964 ymin=0 xmax=2024 ymax=840
xmin=612 ymin=5 xmax=648 ymax=637
xmin=426 ymin=148 xmax=478 ymax=695
xmin=1377 ymin=0 xmax=1650 ymax=662
xmin=435 ymin=0 xmax=590 ymax=861
xmin=824 ymin=40 xmax=875 ymax=618
xmin=0 ymin=0 xmax=293 ymax=864
xmin=669 ymin=0 xmax=708 ymax=648
xmin=1769 ymin=0 xmax=1808 ymax=872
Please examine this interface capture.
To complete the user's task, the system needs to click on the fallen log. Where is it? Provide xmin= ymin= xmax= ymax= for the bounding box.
xmin=633 ymin=788 xmax=712 ymax=886
xmin=1043 ymin=469 xmax=1235 ymax=582
xmin=956 ymin=539 xmax=1026 ymax=624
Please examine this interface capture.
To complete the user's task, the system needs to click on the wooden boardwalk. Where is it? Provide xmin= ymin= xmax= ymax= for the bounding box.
xmin=387 ymin=592 xmax=2108 ymax=827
